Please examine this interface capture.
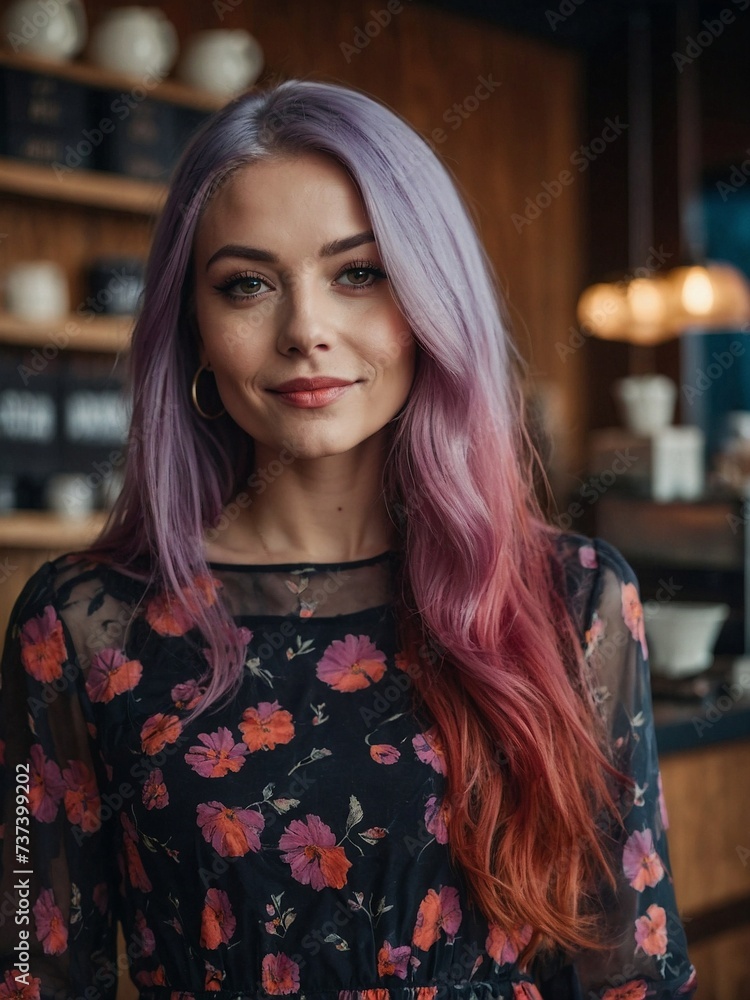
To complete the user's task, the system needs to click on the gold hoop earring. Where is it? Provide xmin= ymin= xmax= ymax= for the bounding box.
xmin=191 ymin=364 xmax=226 ymax=420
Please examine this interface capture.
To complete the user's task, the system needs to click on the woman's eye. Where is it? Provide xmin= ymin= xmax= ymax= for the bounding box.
xmin=336 ymin=264 xmax=387 ymax=289
xmin=215 ymin=273 xmax=272 ymax=300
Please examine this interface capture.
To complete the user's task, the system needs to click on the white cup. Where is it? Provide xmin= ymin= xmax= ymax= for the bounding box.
xmin=45 ymin=473 xmax=95 ymax=520
xmin=4 ymin=261 xmax=69 ymax=322
xmin=652 ymin=425 xmax=705 ymax=501
xmin=613 ymin=374 xmax=677 ymax=437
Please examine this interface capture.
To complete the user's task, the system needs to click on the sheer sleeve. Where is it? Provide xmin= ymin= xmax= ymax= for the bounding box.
xmin=540 ymin=536 xmax=697 ymax=999
xmin=0 ymin=560 xmax=121 ymax=1000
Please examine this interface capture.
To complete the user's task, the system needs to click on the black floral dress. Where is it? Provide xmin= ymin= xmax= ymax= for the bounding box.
xmin=0 ymin=533 xmax=697 ymax=1000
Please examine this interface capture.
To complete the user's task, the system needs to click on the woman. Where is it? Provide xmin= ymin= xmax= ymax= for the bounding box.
xmin=0 ymin=80 xmax=696 ymax=1000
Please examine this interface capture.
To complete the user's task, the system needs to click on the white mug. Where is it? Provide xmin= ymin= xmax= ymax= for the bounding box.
xmin=4 ymin=261 xmax=69 ymax=322
xmin=45 ymin=473 xmax=95 ymax=520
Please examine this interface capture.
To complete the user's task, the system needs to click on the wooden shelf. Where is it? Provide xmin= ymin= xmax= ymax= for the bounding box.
xmin=0 ymin=156 xmax=166 ymax=212
xmin=0 ymin=49 xmax=227 ymax=111
xmin=0 ymin=510 xmax=106 ymax=549
xmin=0 ymin=313 xmax=132 ymax=352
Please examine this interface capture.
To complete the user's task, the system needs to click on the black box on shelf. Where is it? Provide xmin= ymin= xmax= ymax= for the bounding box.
xmin=92 ymin=88 xmax=179 ymax=181
xmin=0 ymin=349 xmax=60 ymax=481
xmin=0 ymin=66 xmax=91 ymax=170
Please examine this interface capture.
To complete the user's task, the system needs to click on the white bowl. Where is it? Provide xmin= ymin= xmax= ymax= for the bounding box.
xmin=643 ymin=601 xmax=730 ymax=678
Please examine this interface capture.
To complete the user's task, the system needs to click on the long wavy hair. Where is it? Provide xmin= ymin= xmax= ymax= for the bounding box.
xmin=88 ymin=79 xmax=626 ymax=967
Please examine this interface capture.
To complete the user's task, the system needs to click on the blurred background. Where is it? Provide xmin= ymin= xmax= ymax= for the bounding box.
xmin=0 ymin=0 xmax=749 ymax=995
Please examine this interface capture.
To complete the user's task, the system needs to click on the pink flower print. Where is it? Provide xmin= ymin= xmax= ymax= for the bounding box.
xmin=240 ymin=701 xmax=295 ymax=752
xmin=621 ymin=582 xmax=648 ymax=658
xmin=142 ymin=769 xmax=169 ymax=810
xmin=623 ymin=829 xmax=665 ymax=891
xmin=677 ymin=967 xmax=698 ymax=995
xmin=135 ymin=909 xmax=155 ymax=956
xmin=578 ymin=544 xmax=598 ymax=569
xmin=85 ymin=649 xmax=143 ymax=703
xmin=377 ymin=940 xmax=411 ymax=978
xmin=634 ymin=904 xmax=668 ymax=956
xmin=121 ymin=813 xmax=152 ymax=892
xmin=20 ymin=605 xmax=66 ymax=682
xmin=316 ymin=635 xmax=387 ymax=692
xmin=261 ymin=952 xmax=300 ymax=995
xmin=278 ymin=814 xmax=352 ymax=890
xmin=424 ymin=795 xmax=449 ymax=844
xmin=0 ymin=969 xmax=41 ymax=1000
xmin=62 ymin=760 xmax=100 ymax=832
xmin=602 ymin=983 xmax=649 ymax=1000
xmin=28 ymin=744 xmax=64 ymax=823
xmin=32 ymin=888 xmax=67 ymax=955
xmin=412 ymin=728 xmax=446 ymax=775
xmin=485 ymin=923 xmax=532 ymax=966
xmin=171 ymin=679 xmax=204 ymax=710
xmin=658 ymin=771 xmax=670 ymax=830
xmin=200 ymin=888 xmax=237 ymax=949
xmin=196 ymin=801 xmax=265 ymax=857
xmin=370 ymin=744 xmax=400 ymax=765
xmin=412 ymin=885 xmax=462 ymax=950
xmin=185 ymin=728 xmax=248 ymax=778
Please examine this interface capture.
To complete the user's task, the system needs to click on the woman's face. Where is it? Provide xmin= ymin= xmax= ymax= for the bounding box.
xmin=192 ymin=152 xmax=417 ymax=461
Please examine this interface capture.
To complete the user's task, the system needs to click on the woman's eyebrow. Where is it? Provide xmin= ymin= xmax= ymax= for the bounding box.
xmin=204 ymin=230 xmax=377 ymax=271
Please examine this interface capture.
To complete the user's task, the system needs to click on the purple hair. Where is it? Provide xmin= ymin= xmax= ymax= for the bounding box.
xmin=88 ymin=79 xmax=623 ymax=960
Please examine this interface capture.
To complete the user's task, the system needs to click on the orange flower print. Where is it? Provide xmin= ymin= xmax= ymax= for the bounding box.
xmin=200 ymin=888 xmax=237 ymax=949
xmin=28 ymin=744 xmax=64 ymax=823
xmin=602 ymin=983 xmax=649 ymax=1000
xmin=416 ymin=990 xmax=438 ymax=1000
xmin=85 ymin=649 xmax=143 ymax=703
xmin=146 ymin=574 xmax=219 ymax=637
xmin=316 ymin=635 xmax=387 ymax=692
xmin=377 ymin=941 xmax=411 ymax=978
xmin=623 ymin=829 xmax=665 ymax=892
xmin=0 ymin=969 xmax=41 ymax=1000
xmin=412 ymin=885 xmax=462 ymax=950
xmin=185 ymin=727 xmax=248 ymax=778
xmin=370 ymin=744 xmax=400 ymax=765
xmin=359 ymin=992 xmax=389 ymax=1000
xmin=412 ymin=728 xmax=446 ymax=775
xmin=621 ymin=582 xmax=648 ymax=658
xmin=196 ymin=801 xmax=265 ymax=857
xmin=240 ymin=702 xmax=295 ymax=752
xmin=204 ymin=962 xmax=225 ymax=991
xmin=140 ymin=713 xmax=183 ymax=755
xmin=20 ymin=606 xmax=66 ymax=682
xmin=121 ymin=813 xmax=153 ymax=892
xmin=261 ymin=952 xmax=300 ymax=995
xmin=584 ymin=613 xmax=605 ymax=659
xmin=634 ymin=904 xmax=668 ymax=957
xmin=279 ymin=814 xmax=352 ymax=890
xmin=485 ymin=923 xmax=532 ymax=966
xmin=142 ymin=769 xmax=169 ymax=810
xmin=32 ymin=888 xmax=67 ymax=955
xmin=512 ymin=985 xmax=543 ymax=1000
xmin=424 ymin=795 xmax=450 ymax=844
xmin=62 ymin=760 xmax=100 ymax=833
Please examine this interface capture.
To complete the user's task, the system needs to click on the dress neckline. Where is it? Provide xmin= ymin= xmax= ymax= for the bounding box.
xmin=206 ymin=548 xmax=400 ymax=573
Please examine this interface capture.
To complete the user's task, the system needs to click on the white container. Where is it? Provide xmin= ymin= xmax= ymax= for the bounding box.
xmin=2 ymin=0 xmax=87 ymax=61
xmin=651 ymin=425 xmax=705 ymax=501
xmin=613 ymin=374 xmax=677 ymax=436
xmin=45 ymin=473 xmax=95 ymax=520
xmin=177 ymin=30 xmax=264 ymax=96
xmin=88 ymin=7 xmax=178 ymax=78
xmin=644 ymin=600 xmax=730 ymax=678
xmin=4 ymin=261 xmax=69 ymax=322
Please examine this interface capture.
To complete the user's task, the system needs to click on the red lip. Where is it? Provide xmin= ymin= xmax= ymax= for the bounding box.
xmin=271 ymin=377 xmax=355 ymax=392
